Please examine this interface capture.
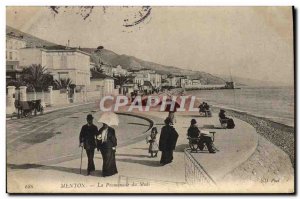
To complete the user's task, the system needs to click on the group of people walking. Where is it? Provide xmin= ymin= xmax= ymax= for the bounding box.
xmin=79 ymin=114 xmax=118 ymax=177
xmin=79 ymin=114 xmax=180 ymax=177
xmin=80 ymin=107 xmax=224 ymax=176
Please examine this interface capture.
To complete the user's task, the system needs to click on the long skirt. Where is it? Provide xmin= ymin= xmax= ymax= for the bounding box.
xmin=100 ymin=148 xmax=118 ymax=177
xmin=160 ymin=150 xmax=173 ymax=165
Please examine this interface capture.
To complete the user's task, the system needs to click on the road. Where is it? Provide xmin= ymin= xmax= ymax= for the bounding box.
xmin=6 ymin=103 xmax=151 ymax=166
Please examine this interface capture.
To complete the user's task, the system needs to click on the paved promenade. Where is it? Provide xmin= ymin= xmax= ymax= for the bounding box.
xmin=7 ymin=103 xmax=261 ymax=193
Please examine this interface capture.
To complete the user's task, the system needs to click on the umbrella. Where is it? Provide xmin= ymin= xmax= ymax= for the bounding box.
xmin=98 ymin=112 xmax=119 ymax=126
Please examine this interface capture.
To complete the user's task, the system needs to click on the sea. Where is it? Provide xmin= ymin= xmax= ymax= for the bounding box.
xmin=186 ymin=86 xmax=295 ymax=127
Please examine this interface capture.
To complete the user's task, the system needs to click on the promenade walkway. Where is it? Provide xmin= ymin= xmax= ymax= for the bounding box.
xmin=7 ymin=107 xmax=261 ymax=193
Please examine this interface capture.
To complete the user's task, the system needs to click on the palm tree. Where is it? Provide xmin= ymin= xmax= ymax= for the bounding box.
xmin=6 ymin=79 xmax=26 ymax=88
xmin=113 ymin=74 xmax=134 ymax=95
xmin=54 ymin=78 xmax=73 ymax=89
xmin=21 ymin=64 xmax=54 ymax=91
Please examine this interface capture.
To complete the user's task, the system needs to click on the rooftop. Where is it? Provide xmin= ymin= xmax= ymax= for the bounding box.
xmin=6 ymin=32 xmax=24 ymax=40
xmin=21 ymin=45 xmax=91 ymax=56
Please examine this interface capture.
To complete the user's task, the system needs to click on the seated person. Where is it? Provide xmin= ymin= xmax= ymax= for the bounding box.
xmin=219 ymin=109 xmax=229 ymax=120
xmin=204 ymin=102 xmax=210 ymax=110
xmin=219 ymin=109 xmax=235 ymax=129
xmin=203 ymin=102 xmax=212 ymax=117
xmin=187 ymin=119 xmax=216 ymax=153
xmin=187 ymin=119 xmax=200 ymax=144
xmin=198 ymin=103 xmax=205 ymax=113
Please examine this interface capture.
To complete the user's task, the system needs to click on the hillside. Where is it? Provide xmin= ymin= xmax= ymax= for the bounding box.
xmin=6 ymin=25 xmax=226 ymax=85
xmin=82 ymin=48 xmax=226 ymax=85
xmin=6 ymin=26 xmax=57 ymax=47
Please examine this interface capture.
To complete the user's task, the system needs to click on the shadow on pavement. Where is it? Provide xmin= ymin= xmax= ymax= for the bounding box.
xmin=175 ymin=144 xmax=188 ymax=152
xmin=116 ymin=158 xmax=161 ymax=167
xmin=116 ymin=153 xmax=149 ymax=158
xmin=8 ymin=163 xmax=82 ymax=175
xmin=132 ymin=147 xmax=148 ymax=150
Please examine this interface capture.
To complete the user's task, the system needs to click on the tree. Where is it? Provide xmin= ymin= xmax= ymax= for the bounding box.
xmin=113 ymin=74 xmax=134 ymax=95
xmin=54 ymin=78 xmax=73 ymax=89
xmin=6 ymin=79 xmax=26 ymax=88
xmin=92 ymin=65 xmax=104 ymax=73
xmin=20 ymin=64 xmax=54 ymax=91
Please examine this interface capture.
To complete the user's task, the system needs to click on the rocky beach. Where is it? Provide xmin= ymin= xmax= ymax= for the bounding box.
xmin=215 ymin=107 xmax=295 ymax=167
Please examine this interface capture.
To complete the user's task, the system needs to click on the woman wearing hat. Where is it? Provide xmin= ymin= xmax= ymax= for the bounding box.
xmin=79 ymin=114 xmax=98 ymax=175
xmin=97 ymin=123 xmax=118 ymax=177
xmin=159 ymin=117 xmax=179 ymax=165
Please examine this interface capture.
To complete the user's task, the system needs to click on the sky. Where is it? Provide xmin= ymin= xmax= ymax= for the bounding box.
xmin=6 ymin=6 xmax=294 ymax=85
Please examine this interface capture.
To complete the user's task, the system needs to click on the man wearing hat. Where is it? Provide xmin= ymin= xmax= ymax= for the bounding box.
xmin=187 ymin=119 xmax=199 ymax=138
xmin=79 ymin=114 xmax=98 ymax=175
xmin=187 ymin=119 xmax=215 ymax=153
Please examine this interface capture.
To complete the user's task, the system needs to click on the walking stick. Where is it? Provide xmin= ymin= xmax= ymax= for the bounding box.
xmin=80 ymin=146 xmax=83 ymax=174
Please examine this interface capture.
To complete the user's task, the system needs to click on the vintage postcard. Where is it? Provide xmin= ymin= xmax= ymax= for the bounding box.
xmin=6 ymin=6 xmax=295 ymax=193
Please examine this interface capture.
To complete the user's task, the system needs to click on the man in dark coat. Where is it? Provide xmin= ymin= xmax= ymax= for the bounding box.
xmin=187 ymin=119 xmax=215 ymax=153
xmin=219 ymin=109 xmax=235 ymax=129
xmin=159 ymin=117 xmax=179 ymax=165
xmin=187 ymin=119 xmax=200 ymax=145
xmin=97 ymin=123 xmax=118 ymax=177
xmin=79 ymin=114 xmax=98 ymax=175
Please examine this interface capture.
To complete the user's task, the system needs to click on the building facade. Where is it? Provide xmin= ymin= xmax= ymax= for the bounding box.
xmin=89 ymin=70 xmax=115 ymax=95
xmin=112 ymin=65 xmax=128 ymax=76
xmin=6 ymin=34 xmax=27 ymax=80
xmin=6 ymin=34 xmax=27 ymax=62
xmin=149 ymin=73 xmax=162 ymax=88
xmin=19 ymin=47 xmax=91 ymax=87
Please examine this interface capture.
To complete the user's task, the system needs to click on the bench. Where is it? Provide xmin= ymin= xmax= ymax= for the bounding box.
xmin=187 ymin=131 xmax=216 ymax=152
xmin=199 ymin=109 xmax=212 ymax=117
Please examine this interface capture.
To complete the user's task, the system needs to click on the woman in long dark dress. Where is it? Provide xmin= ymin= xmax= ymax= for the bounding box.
xmin=97 ymin=123 xmax=118 ymax=177
xmin=159 ymin=117 xmax=179 ymax=165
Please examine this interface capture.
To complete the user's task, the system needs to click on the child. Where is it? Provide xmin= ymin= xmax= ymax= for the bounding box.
xmin=146 ymin=127 xmax=159 ymax=157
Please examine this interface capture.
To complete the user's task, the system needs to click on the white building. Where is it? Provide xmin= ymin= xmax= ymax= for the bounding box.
xmin=192 ymin=79 xmax=201 ymax=85
xmin=89 ymin=70 xmax=115 ymax=95
xmin=131 ymin=68 xmax=161 ymax=88
xmin=19 ymin=46 xmax=91 ymax=87
xmin=6 ymin=33 xmax=26 ymax=62
xmin=166 ymin=75 xmax=182 ymax=87
xmin=100 ymin=64 xmax=113 ymax=76
xmin=112 ymin=65 xmax=128 ymax=76
xmin=6 ymin=33 xmax=27 ymax=80
xmin=149 ymin=73 xmax=162 ymax=88
xmin=180 ymin=77 xmax=202 ymax=88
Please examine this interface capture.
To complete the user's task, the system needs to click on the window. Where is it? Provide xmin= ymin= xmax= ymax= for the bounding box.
xmin=9 ymin=52 xmax=12 ymax=60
